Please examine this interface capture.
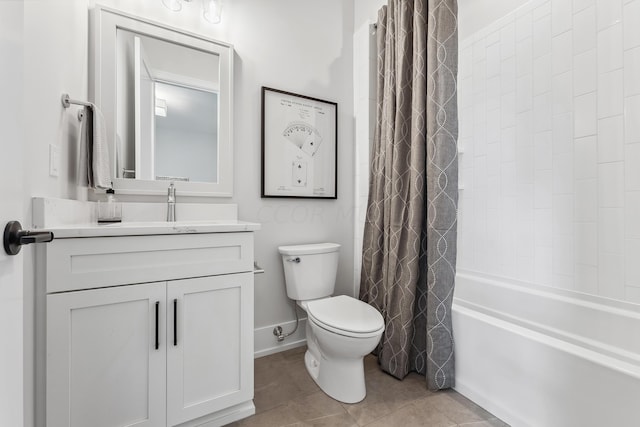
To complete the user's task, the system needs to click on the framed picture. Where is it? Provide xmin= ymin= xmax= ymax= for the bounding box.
xmin=261 ymin=86 xmax=338 ymax=199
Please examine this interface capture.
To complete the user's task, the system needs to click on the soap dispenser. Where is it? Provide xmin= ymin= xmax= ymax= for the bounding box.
xmin=97 ymin=188 xmax=122 ymax=223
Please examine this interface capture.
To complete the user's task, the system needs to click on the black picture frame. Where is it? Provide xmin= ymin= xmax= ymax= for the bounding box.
xmin=261 ymin=86 xmax=338 ymax=199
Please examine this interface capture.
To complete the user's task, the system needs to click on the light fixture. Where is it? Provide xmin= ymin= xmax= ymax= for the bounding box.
xmin=202 ymin=0 xmax=222 ymax=24
xmin=161 ymin=0 xmax=223 ymax=24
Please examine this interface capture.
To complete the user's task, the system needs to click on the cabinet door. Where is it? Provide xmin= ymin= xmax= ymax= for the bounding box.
xmin=47 ymin=282 xmax=166 ymax=427
xmin=167 ymin=273 xmax=253 ymax=426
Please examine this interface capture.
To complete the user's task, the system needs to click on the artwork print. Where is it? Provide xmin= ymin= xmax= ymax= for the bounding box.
xmin=261 ymin=87 xmax=338 ymax=198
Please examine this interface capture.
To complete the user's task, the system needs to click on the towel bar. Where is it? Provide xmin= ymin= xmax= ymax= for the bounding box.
xmin=61 ymin=93 xmax=90 ymax=121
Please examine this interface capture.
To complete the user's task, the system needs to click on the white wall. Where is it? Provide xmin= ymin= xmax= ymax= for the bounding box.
xmin=456 ymin=0 xmax=640 ymax=424
xmin=21 ymin=0 xmax=356 ymax=424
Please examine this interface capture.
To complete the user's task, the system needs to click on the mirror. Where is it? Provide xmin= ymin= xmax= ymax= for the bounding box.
xmin=91 ymin=7 xmax=233 ymax=196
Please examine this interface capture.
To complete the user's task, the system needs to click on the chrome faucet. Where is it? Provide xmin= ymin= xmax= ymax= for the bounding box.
xmin=167 ymin=182 xmax=176 ymax=222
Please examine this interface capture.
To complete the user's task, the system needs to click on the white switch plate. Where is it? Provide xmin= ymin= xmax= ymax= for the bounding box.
xmin=49 ymin=144 xmax=59 ymax=177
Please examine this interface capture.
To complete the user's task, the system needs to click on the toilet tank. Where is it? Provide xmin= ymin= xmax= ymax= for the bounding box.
xmin=278 ymin=243 xmax=340 ymax=301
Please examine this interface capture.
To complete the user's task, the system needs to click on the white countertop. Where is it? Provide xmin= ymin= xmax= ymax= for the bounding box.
xmin=42 ymin=220 xmax=261 ymax=239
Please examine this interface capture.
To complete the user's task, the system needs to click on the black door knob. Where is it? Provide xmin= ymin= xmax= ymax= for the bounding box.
xmin=3 ymin=221 xmax=54 ymax=256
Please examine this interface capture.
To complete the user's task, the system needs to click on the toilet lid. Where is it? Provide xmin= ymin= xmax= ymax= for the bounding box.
xmin=306 ymin=295 xmax=384 ymax=335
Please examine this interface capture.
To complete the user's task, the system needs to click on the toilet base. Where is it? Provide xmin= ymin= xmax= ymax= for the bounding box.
xmin=304 ymin=349 xmax=366 ymax=404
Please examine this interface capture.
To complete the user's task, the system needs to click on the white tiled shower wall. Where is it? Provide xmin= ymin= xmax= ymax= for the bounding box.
xmin=457 ymin=0 xmax=640 ymax=302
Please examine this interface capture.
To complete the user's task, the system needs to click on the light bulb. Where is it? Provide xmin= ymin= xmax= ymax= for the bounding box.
xmin=202 ymin=0 xmax=222 ymax=24
xmin=162 ymin=0 xmax=182 ymax=12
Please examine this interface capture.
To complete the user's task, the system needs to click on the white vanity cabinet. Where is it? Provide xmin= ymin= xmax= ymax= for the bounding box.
xmin=40 ymin=230 xmax=256 ymax=427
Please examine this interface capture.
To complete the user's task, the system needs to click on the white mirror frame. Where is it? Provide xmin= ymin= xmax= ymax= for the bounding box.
xmin=90 ymin=6 xmax=233 ymax=197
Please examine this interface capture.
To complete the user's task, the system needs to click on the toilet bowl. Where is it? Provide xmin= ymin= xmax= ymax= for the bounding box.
xmin=279 ymin=243 xmax=384 ymax=403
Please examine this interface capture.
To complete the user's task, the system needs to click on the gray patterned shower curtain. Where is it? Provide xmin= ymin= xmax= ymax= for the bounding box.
xmin=359 ymin=0 xmax=458 ymax=390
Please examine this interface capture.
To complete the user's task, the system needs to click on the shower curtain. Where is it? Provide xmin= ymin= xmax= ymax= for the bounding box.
xmin=360 ymin=0 xmax=458 ymax=390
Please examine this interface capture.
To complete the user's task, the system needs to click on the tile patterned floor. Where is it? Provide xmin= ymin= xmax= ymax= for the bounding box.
xmin=229 ymin=346 xmax=508 ymax=427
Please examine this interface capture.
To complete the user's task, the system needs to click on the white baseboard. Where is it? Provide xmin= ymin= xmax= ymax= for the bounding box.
xmin=453 ymin=271 xmax=640 ymax=427
xmin=254 ymin=318 xmax=307 ymax=358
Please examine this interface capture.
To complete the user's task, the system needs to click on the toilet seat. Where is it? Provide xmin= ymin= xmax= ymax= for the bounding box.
xmin=306 ymin=295 xmax=384 ymax=338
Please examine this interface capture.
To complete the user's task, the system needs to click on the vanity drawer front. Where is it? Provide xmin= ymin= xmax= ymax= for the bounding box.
xmin=45 ymin=232 xmax=253 ymax=293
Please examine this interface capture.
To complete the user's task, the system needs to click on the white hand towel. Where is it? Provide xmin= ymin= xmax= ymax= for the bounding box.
xmin=91 ymin=106 xmax=112 ymax=189
xmin=79 ymin=105 xmax=112 ymax=190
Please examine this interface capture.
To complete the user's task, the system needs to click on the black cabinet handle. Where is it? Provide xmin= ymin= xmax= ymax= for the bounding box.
xmin=3 ymin=221 xmax=54 ymax=255
xmin=154 ymin=301 xmax=159 ymax=350
xmin=173 ymin=299 xmax=178 ymax=346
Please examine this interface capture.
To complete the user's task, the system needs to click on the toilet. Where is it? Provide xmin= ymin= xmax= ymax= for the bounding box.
xmin=278 ymin=243 xmax=384 ymax=403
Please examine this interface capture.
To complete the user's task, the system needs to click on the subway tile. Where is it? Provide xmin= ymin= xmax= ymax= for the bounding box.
xmin=535 ymin=208 xmax=553 ymax=247
xmin=573 ymin=222 xmax=598 ymax=266
xmin=486 ymin=29 xmax=501 ymax=46
xmin=501 ymin=56 xmax=517 ymax=95
xmin=533 ymin=92 xmax=553 ymax=132
xmin=574 ymin=179 xmax=597 ymax=222
xmin=552 ymin=71 xmax=573 ymax=116
xmin=553 ymin=194 xmax=575 ymax=233
xmin=458 ymin=77 xmax=473 ymax=109
xmin=600 ymin=207 xmax=624 ymax=253
xmin=516 ymin=37 xmax=533 ymax=77
xmin=486 ymin=142 xmax=501 ymax=177
xmin=597 ymin=115 xmax=624 ymax=163
xmin=625 ymin=238 xmax=640 ymax=286
xmin=574 ymin=0 xmax=595 ymax=13
xmin=624 ymin=47 xmax=640 ymax=97
xmin=573 ymin=6 xmax=597 ymax=55
xmin=517 ymin=146 xmax=535 ymax=184
xmin=574 ymin=92 xmax=597 ymax=137
xmin=599 ymin=252 xmax=625 ymax=297
xmin=534 ymin=130 xmax=553 ymax=170
xmin=501 ymin=93 xmax=516 ymax=128
xmin=486 ymin=43 xmax=501 ymax=78
xmin=574 ymin=136 xmax=597 ymax=179
xmin=501 ymin=127 xmax=516 ymax=162
xmin=625 ymin=192 xmax=640 ymax=239
xmin=553 ymin=233 xmax=575 ymax=275
xmin=486 ymin=108 xmax=501 ymax=143
xmin=516 ymin=11 xmax=533 ymax=41
xmin=596 ymin=0 xmax=622 ymax=30
xmin=501 ymin=22 xmax=516 ymax=59
xmin=516 ymin=111 xmax=533 ymax=147
xmin=459 ymin=47 xmax=472 ymax=79
xmin=535 ymin=246 xmax=553 ymax=285
xmin=534 ymin=169 xmax=553 ymax=208
xmin=517 ymin=256 xmax=536 ymax=282
xmin=553 ymin=152 xmax=574 ymax=194
xmin=625 ymin=143 xmax=640 ymax=190
xmin=624 ymin=95 xmax=640 ymax=143
xmin=624 ymin=0 xmax=640 ymax=50
xmin=473 ymin=39 xmax=486 ymax=63
xmin=553 ymin=274 xmax=575 ymax=289
xmin=597 ymin=23 xmax=623 ymax=74
xmin=552 ymin=0 xmax=573 ymax=35
xmin=597 ymin=69 xmax=623 ymax=118
xmin=486 ymin=76 xmax=501 ymax=111
xmin=501 ymin=162 xmax=518 ymax=196
xmin=534 ymin=2 xmax=552 ymax=20
xmin=573 ymin=49 xmax=597 ymax=96
xmin=533 ymin=54 xmax=552 ymax=95
xmin=598 ymin=162 xmax=625 ymax=207
xmin=575 ymin=264 xmax=599 ymax=294
xmin=516 ymin=74 xmax=533 ymax=112
xmin=533 ymin=14 xmax=552 ymax=58
xmin=553 ymin=113 xmax=574 ymax=154
xmin=625 ymin=286 xmax=640 ymax=304
xmin=552 ymin=30 xmax=573 ymax=75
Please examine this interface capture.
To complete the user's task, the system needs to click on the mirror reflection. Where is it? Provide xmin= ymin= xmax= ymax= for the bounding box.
xmin=115 ymin=29 xmax=220 ymax=183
